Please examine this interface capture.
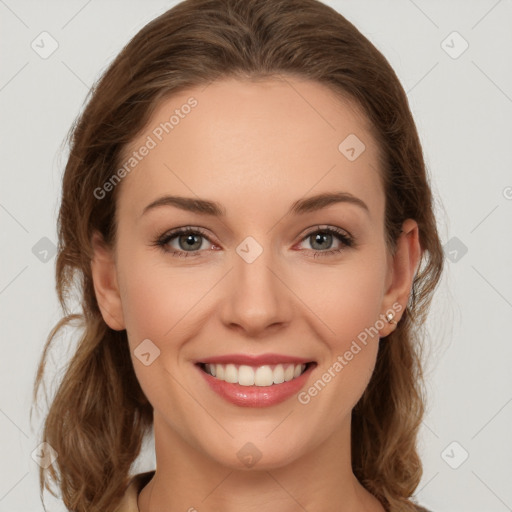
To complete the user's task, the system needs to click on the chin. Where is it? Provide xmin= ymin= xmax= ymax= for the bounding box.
xmin=201 ymin=434 xmax=310 ymax=472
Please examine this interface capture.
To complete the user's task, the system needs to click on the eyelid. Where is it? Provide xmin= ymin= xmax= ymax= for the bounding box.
xmin=158 ymin=225 xmax=214 ymax=241
xmin=299 ymin=224 xmax=352 ymax=240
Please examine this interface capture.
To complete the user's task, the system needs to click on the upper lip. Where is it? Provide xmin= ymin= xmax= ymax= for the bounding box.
xmin=197 ymin=353 xmax=314 ymax=366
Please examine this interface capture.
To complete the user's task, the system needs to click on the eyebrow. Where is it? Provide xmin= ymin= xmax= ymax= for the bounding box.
xmin=141 ymin=191 xmax=370 ymax=218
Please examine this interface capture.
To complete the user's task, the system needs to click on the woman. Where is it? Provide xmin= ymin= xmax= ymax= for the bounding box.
xmin=32 ymin=0 xmax=443 ymax=510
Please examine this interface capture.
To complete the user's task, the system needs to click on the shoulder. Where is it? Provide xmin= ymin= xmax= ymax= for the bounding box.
xmin=114 ymin=470 xmax=155 ymax=512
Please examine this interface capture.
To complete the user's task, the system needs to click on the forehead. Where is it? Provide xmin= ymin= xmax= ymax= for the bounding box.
xmin=116 ymin=77 xmax=384 ymax=223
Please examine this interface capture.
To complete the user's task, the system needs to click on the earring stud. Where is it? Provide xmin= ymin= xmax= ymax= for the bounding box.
xmin=386 ymin=312 xmax=397 ymax=325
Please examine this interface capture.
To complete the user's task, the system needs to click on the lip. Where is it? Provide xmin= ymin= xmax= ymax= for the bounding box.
xmin=195 ymin=360 xmax=316 ymax=408
xmin=197 ymin=353 xmax=313 ymax=366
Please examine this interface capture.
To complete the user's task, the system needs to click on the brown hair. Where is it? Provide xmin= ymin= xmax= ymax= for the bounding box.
xmin=31 ymin=0 xmax=444 ymax=510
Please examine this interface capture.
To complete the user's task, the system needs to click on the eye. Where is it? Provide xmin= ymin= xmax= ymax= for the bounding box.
xmin=153 ymin=227 xmax=215 ymax=258
xmin=297 ymin=225 xmax=354 ymax=258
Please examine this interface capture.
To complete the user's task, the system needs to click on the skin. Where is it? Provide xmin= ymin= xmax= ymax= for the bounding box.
xmin=91 ymin=76 xmax=421 ymax=512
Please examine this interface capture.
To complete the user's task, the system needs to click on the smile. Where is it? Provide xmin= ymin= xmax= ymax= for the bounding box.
xmin=195 ymin=353 xmax=317 ymax=407
xmin=199 ymin=362 xmax=311 ymax=386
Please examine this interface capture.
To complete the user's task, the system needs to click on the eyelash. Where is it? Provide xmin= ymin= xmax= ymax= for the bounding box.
xmin=152 ymin=225 xmax=354 ymax=259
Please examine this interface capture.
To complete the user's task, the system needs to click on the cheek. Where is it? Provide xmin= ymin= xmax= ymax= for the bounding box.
xmin=115 ymin=249 xmax=206 ymax=403
xmin=295 ymin=250 xmax=387 ymax=404
xmin=116 ymin=241 xmax=207 ymax=342
xmin=118 ymin=265 xmax=170 ymax=342
xmin=297 ymin=252 xmax=387 ymax=344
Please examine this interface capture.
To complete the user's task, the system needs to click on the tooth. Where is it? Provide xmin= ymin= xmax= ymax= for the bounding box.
xmin=204 ymin=362 xmax=309 ymax=385
xmin=273 ymin=364 xmax=285 ymax=384
xmin=224 ymin=364 xmax=238 ymax=383
xmin=254 ymin=366 xmax=274 ymax=386
xmin=238 ymin=365 xmax=255 ymax=386
xmin=284 ymin=364 xmax=294 ymax=382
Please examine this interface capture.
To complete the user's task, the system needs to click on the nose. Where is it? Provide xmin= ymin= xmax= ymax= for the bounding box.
xmin=218 ymin=242 xmax=293 ymax=338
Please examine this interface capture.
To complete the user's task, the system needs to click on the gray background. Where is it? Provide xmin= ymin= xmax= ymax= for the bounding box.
xmin=1 ymin=0 xmax=511 ymax=511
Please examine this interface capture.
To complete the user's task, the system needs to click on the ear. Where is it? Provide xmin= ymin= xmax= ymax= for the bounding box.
xmin=90 ymin=231 xmax=125 ymax=331
xmin=379 ymin=218 xmax=422 ymax=337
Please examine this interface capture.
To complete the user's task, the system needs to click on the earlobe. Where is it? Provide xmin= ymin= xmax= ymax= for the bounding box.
xmin=380 ymin=219 xmax=422 ymax=336
xmin=90 ymin=231 xmax=125 ymax=331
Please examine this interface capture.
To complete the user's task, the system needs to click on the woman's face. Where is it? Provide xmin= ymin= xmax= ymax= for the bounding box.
xmin=93 ymin=77 xmax=417 ymax=470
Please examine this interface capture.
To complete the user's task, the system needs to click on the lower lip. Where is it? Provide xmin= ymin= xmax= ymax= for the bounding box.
xmin=196 ymin=364 xmax=315 ymax=407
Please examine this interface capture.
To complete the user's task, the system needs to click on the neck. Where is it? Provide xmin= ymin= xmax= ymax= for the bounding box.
xmin=137 ymin=411 xmax=385 ymax=512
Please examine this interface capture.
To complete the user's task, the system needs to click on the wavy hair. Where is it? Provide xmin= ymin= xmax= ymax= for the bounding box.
xmin=31 ymin=0 xmax=444 ymax=510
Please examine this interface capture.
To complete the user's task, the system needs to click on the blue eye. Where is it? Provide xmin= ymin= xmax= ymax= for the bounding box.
xmin=299 ymin=226 xmax=354 ymax=258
